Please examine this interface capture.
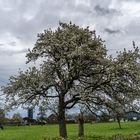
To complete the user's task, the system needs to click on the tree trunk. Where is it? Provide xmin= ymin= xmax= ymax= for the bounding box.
xmin=0 ymin=125 xmax=4 ymax=130
xmin=58 ymin=96 xmax=67 ymax=139
xmin=117 ymin=117 xmax=122 ymax=129
xmin=78 ymin=112 xmax=84 ymax=137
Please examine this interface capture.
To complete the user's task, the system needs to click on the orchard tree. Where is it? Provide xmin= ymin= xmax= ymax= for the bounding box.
xmin=37 ymin=106 xmax=47 ymax=123
xmin=2 ymin=22 xmax=110 ymax=138
xmin=12 ymin=113 xmax=23 ymax=123
xmin=84 ymin=46 xmax=140 ymax=129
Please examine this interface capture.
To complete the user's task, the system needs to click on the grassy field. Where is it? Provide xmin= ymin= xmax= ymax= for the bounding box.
xmin=0 ymin=122 xmax=139 ymax=140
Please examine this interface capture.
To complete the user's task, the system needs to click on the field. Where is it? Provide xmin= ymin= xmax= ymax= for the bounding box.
xmin=0 ymin=122 xmax=139 ymax=140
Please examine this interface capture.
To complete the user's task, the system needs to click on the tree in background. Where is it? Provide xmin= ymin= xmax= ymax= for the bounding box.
xmin=84 ymin=112 xmax=97 ymax=123
xmin=0 ymin=109 xmax=5 ymax=129
xmin=37 ymin=106 xmax=47 ymax=123
xmin=106 ymin=46 xmax=140 ymax=129
xmin=12 ymin=113 xmax=23 ymax=124
xmin=100 ymin=112 xmax=110 ymax=122
xmin=84 ymin=46 xmax=140 ymax=129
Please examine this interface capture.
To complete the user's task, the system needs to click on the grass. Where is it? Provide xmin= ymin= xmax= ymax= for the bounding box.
xmin=0 ymin=122 xmax=139 ymax=140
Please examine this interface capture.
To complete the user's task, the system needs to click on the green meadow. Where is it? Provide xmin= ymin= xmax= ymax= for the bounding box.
xmin=0 ymin=122 xmax=139 ymax=140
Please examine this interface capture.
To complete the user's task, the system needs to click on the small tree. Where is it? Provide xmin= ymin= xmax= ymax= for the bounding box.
xmin=0 ymin=109 xmax=5 ymax=126
xmin=12 ymin=113 xmax=23 ymax=123
xmin=37 ymin=106 xmax=47 ymax=123
xmin=100 ymin=112 xmax=110 ymax=122
xmin=84 ymin=46 xmax=140 ymax=129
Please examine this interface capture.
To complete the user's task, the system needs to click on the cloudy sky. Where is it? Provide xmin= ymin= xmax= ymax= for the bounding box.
xmin=0 ymin=0 xmax=140 ymax=117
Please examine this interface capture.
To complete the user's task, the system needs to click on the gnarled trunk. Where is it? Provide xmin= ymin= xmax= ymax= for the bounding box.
xmin=78 ymin=112 xmax=84 ymax=137
xmin=58 ymin=96 xmax=67 ymax=139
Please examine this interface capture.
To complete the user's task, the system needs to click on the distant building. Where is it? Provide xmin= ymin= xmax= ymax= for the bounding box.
xmin=47 ymin=114 xmax=58 ymax=124
xmin=23 ymin=117 xmax=36 ymax=125
xmin=46 ymin=114 xmax=76 ymax=124
xmin=28 ymin=108 xmax=33 ymax=119
xmin=126 ymin=111 xmax=140 ymax=121
xmin=22 ymin=108 xmax=35 ymax=125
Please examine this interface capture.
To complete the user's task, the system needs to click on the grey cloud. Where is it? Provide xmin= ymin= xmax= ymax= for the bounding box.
xmin=0 ymin=0 xmax=118 ymax=44
xmin=0 ymin=0 xmax=60 ymax=43
xmin=0 ymin=48 xmax=28 ymax=56
xmin=122 ymin=0 xmax=140 ymax=2
xmin=126 ymin=20 xmax=140 ymax=36
xmin=16 ymin=49 xmax=28 ymax=54
xmin=0 ymin=41 xmax=16 ymax=47
xmin=104 ymin=28 xmax=121 ymax=34
xmin=14 ymin=49 xmax=28 ymax=54
xmin=8 ymin=41 xmax=16 ymax=46
xmin=0 ymin=43 xmax=4 ymax=46
xmin=89 ymin=0 xmax=111 ymax=7
xmin=0 ymin=0 xmax=139 ymax=87
xmin=94 ymin=5 xmax=118 ymax=16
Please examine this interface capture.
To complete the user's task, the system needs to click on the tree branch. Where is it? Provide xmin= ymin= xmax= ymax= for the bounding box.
xmin=65 ymin=99 xmax=80 ymax=109
xmin=65 ymin=94 xmax=80 ymax=106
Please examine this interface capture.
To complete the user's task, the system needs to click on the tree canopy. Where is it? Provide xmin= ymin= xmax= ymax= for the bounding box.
xmin=2 ymin=22 xmax=140 ymax=138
